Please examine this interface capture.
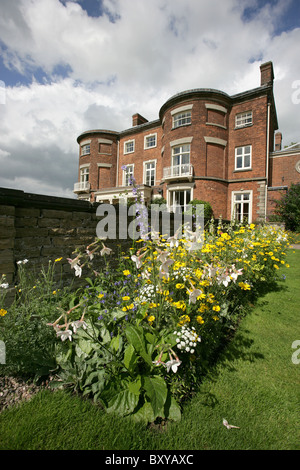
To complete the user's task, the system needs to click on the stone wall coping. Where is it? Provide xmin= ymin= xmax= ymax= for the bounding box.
xmin=0 ymin=187 xmax=96 ymax=212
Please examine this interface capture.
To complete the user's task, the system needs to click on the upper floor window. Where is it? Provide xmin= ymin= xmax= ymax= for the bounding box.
xmin=81 ymin=144 xmax=90 ymax=156
xmin=124 ymin=140 xmax=135 ymax=154
xmin=235 ymin=111 xmax=252 ymax=128
xmin=172 ymin=111 xmax=191 ymax=129
xmin=144 ymin=133 xmax=157 ymax=149
xmin=144 ymin=161 xmax=156 ymax=186
xmin=80 ymin=166 xmax=89 ymax=182
xmin=235 ymin=145 xmax=251 ymax=170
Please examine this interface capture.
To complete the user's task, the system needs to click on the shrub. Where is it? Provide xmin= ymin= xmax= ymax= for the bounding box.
xmin=275 ymin=183 xmax=300 ymax=232
xmin=184 ymin=199 xmax=213 ymax=220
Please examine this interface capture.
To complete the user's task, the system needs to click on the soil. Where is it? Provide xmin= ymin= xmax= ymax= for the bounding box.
xmin=0 ymin=376 xmax=51 ymax=413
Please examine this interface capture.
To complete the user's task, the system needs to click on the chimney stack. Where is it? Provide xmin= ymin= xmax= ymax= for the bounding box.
xmin=275 ymin=132 xmax=282 ymax=151
xmin=132 ymin=113 xmax=148 ymax=127
xmin=260 ymin=61 xmax=274 ymax=87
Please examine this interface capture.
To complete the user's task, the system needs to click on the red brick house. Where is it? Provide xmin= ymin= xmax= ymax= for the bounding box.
xmin=74 ymin=61 xmax=300 ymax=223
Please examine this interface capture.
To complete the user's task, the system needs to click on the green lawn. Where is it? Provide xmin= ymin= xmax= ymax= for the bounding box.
xmin=0 ymin=250 xmax=299 ymax=450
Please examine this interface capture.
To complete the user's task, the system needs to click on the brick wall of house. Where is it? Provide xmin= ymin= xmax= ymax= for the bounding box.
xmin=74 ymin=62 xmax=300 ymax=223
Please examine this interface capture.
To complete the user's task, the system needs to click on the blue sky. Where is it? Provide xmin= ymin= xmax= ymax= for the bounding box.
xmin=0 ymin=0 xmax=299 ymax=197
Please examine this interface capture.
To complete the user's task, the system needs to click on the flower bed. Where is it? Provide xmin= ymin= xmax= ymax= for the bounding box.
xmin=42 ymin=221 xmax=290 ymax=423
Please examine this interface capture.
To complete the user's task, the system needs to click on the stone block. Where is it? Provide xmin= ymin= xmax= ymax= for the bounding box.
xmin=42 ymin=209 xmax=73 ymax=219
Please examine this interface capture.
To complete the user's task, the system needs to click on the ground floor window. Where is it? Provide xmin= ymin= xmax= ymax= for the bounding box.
xmin=169 ymin=189 xmax=191 ymax=213
xmin=123 ymin=165 xmax=134 ymax=186
xmin=232 ymin=191 xmax=252 ymax=223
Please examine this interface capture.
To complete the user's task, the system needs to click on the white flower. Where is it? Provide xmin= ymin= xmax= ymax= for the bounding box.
xmin=165 ymin=358 xmax=182 ymax=373
xmin=100 ymin=244 xmax=112 ymax=256
xmin=17 ymin=259 xmax=28 ymax=265
xmin=159 ymin=258 xmax=174 ymax=279
xmin=86 ymin=249 xmax=94 ymax=260
xmin=56 ymin=329 xmax=73 ymax=342
xmin=187 ymin=287 xmax=202 ymax=304
xmin=0 ymin=283 xmax=9 ymax=289
xmin=74 ymin=264 xmax=82 ymax=277
xmin=71 ymin=320 xmax=87 ymax=333
xmin=131 ymin=251 xmax=146 ymax=269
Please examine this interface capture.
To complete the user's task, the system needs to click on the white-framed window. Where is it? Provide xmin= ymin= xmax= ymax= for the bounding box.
xmin=144 ymin=133 xmax=157 ymax=149
xmin=81 ymin=144 xmax=90 ymax=156
xmin=144 ymin=160 xmax=156 ymax=186
xmin=80 ymin=166 xmax=89 ymax=182
xmin=124 ymin=139 xmax=135 ymax=154
xmin=232 ymin=191 xmax=252 ymax=223
xmin=168 ymin=188 xmax=192 ymax=213
xmin=235 ymin=145 xmax=251 ymax=170
xmin=123 ymin=164 xmax=134 ymax=186
xmin=235 ymin=111 xmax=253 ymax=128
xmin=172 ymin=111 xmax=191 ymax=129
xmin=172 ymin=144 xmax=190 ymax=176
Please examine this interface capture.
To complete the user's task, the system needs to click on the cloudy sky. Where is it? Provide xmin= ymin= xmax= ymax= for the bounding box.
xmin=0 ymin=0 xmax=299 ymax=198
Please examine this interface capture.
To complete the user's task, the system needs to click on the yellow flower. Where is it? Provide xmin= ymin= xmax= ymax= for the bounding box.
xmin=178 ymin=314 xmax=190 ymax=326
xmin=212 ymin=315 xmax=219 ymax=321
xmin=123 ymin=270 xmax=130 ymax=276
xmin=0 ymin=309 xmax=7 ymax=317
xmin=239 ymin=282 xmax=251 ymax=290
xmin=122 ymin=306 xmax=127 ymax=312
xmin=196 ymin=315 xmax=204 ymax=324
xmin=98 ymin=294 xmax=104 ymax=299
xmin=148 ymin=315 xmax=155 ymax=324
xmin=176 ymin=283 xmax=185 ymax=289
xmin=122 ymin=296 xmax=130 ymax=301
xmin=212 ymin=305 xmax=221 ymax=312
xmin=274 ymin=264 xmax=279 ymax=269
xmin=55 ymin=257 xmax=63 ymax=262
xmin=52 ymin=290 xmax=57 ymax=295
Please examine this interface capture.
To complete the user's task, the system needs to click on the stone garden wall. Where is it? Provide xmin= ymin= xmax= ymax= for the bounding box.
xmin=0 ymin=188 xmax=131 ymax=305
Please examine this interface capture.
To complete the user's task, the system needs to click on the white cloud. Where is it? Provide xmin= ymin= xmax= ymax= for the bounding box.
xmin=0 ymin=0 xmax=299 ymax=196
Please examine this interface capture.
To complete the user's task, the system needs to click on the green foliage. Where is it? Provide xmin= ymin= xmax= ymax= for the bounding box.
xmin=0 ymin=221 xmax=292 ymax=426
xmin=275 ymin=183 xmax=300 ymax=231
xmin=184 ymin=199 xmax=213 ymax=219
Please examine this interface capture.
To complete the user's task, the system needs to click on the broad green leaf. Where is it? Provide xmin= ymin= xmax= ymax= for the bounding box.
xmin=125 ymin=325 xmax=153 ymax=366
xmin=164 ymin=395 xmax=181 ymax=422
xmin=143 ymin=375 xmax=168 ymax=418
xmin=123 ymin=344 xmax=137 ymax=371
xmin=105 ymin=388 xmax=139 ymax=416
xmin=76 ymin=339 xmax=92 ymax=356
xmin=110 ymin=334 xmax=122 ymax=353
xmin=128 ymin=376 xmax=141 ymax=395
xmin=132 ymin=401 xmax=155 ymax=423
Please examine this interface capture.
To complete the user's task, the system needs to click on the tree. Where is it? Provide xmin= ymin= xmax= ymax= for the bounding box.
xmin=275 ymin=183 xmax=300 ymax=231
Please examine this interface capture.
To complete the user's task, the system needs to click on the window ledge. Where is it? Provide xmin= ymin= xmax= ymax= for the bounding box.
xmin=233 ymin=168 xmax=252 ymax=173
xmin=234 ymin=124 xmax=253 ymax=130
